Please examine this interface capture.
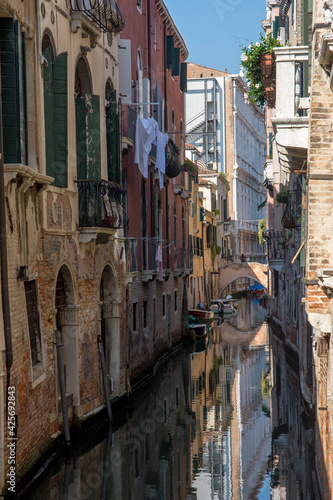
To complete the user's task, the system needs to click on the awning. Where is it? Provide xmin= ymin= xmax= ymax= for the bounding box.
xmin=257 ymin=198 xmax=267 ymax=211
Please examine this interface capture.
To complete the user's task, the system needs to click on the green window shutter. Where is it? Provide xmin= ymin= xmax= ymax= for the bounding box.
xmin=285 ymin=15 xmax=289 ymax=43
xmin=53 ymin=53 xmax=68 ymax=187
xmin=269 ymin=132 xmax=273 ymax=157
xmin=273 ymin=16 xmax=280 ymax=39
xmin=75 ymin=97 xmax=87 ymax=180
xmin=85 ymin=94 xmax=101 ymax=181
xmin=172 ymin=47 xmax=180 ymax=76
xmin=0 ymin=19 xmax=27 ymax=164
xmin=106 ymin=90 xmax=120 ymax=183
xmin=180 ymin=62 xmax=187 ymax=92
xmin=166 ymin=35 xmax=174 ymax=69
xmin=43 ymin=47 xmax=55 ymax=180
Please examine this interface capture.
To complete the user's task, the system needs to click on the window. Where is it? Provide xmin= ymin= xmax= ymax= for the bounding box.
xmin=25 ymin=281 xmax=42 ymax=366
xmin=43 ymin=35 xmax=68 ymax=187
xmin=162 ymin=294 xmax=166 ymax=318
xmin=143 ymin=300 xmax=148 ymax=329
xmin=0 ymin=19 xmax=27 ymax=166
xmin=133 ymin=301 xmax=138 ymax=332
xmin=136 ymin=0 xmax=142 ymax=12
xmin=174 ymin=290 xmax=178 ymax=312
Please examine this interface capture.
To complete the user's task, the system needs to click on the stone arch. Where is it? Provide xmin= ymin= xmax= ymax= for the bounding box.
xmin=100 ymin=264 xmax=121 ymax=389
xmin=218 ymin=262 xmax=268 ymax=296
xmin=105 ymin=78 xmax=114 ymax=98
xmin=41 ymin=29 xmax=56 ymax=57
xmin=75 ymin=56 xmax=93 ymax=97
xmin=55 ymin=264 xmax=79 ymax=409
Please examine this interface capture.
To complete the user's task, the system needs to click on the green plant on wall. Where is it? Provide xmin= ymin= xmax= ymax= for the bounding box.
xmin=211 ymin=244 xmax=222 ymax=261
xmin=240 ymin=33 xmax=282 ymax=107
xmin=257 ymin=217 xmax=266 ymax=245
xmin=183 ymin=157 xmax=198 ymax=173
xmin=213 ymin=208 xmax=220 ymax=217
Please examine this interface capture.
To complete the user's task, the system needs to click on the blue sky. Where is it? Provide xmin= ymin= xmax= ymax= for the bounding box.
xmin=166 ymin=0 xmax=266 ymax=74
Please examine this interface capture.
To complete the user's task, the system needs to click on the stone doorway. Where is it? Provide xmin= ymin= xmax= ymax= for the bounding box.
xmin=55 ymin=265 xmax=78 ymax=415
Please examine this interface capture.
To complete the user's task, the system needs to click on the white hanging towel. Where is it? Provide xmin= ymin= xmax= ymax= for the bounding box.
xmin=134 ymin=116 xmax=159 ymax=178
xmin=156 ymin=131 xmax=169 ymax=190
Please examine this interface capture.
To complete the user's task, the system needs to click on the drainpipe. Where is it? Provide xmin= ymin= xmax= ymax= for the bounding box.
xmin=0 ymin=61 xmax=13 ymax=398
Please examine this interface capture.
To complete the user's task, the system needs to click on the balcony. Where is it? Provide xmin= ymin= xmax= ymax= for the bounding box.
xmin=263 ymin=230 xmax=286 ymax=271
xmin=76 ymin=179 xmax=127 ymax=242
xmin=271 ymin=46 xmax=309 ymax=173
xmin=69 ymin=0 xmax=125 ymax=35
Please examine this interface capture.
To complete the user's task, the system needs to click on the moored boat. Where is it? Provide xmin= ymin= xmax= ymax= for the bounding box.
xmin=188 ymin=309 xmax=214 ymax=325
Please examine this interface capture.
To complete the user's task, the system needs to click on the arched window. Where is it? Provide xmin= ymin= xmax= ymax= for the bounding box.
xmin=43 ymin=31 xmax=68 ymax=187
xmin=75 ymin=56 xmax=101 ymax=181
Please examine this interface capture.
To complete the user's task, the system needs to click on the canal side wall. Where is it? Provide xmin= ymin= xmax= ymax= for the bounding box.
xmin=305 ymin=2 xmax=333 ymax=497
xmin=0 ymin=0 xmax=130 ymax=494
xmin=127 ymin=275 xmax=185 ymax=386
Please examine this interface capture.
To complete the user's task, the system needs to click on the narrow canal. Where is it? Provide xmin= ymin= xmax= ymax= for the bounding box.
xmin=22 ymin=299 xmax=314 ymax=499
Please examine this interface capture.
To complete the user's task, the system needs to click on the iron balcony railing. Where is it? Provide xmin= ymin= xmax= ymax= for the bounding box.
xmin=69 ymin=0 xmax=125 ymax=33
xmin=125 ymin=237 xmax=193 ymax=273
xmin=263 ymin=230 xmax=286 ymax=260
xmin=76 ymin=179 xmax=128 ymax=229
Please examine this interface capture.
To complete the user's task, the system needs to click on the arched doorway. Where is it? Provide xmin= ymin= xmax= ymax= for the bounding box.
xmin=100 ymin=265 xmax=121 ymax=389
xmin=55 ymin=265 xmax=78 ymax=411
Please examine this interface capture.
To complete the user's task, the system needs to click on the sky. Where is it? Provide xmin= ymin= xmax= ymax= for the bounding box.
xmin=165 ymin=0 xmax=267 ymax=75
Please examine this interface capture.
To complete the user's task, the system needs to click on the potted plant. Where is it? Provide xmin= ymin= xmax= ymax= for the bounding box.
xmin=240 ymin=33 xmax=282 ymax=107
xmin=276 ymin=190 xmax=289 ymax=204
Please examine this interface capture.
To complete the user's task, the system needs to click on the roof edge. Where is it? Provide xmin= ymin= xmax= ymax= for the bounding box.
xmin=155 ymin=0 xmax=189 ymax=60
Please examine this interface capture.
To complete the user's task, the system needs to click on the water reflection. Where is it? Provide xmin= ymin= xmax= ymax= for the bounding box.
xmin=22 ymin=299 xmax=312 ymax=500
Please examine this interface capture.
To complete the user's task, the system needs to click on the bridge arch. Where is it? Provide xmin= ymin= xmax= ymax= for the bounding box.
xmin=218 ymin=262 xmax=268 ymax=296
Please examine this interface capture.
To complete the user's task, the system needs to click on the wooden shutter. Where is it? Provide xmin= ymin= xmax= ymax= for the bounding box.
xmin=180 ymin=63 xmax=187 ymax=93
xmin=106 ymin=90 xmax=120 ymax=183
xmin=53 ymin=53 xmax=68 ymax=187
xmin=166 ymin=35 xmax=174 ymax=69
xmin=43 ymin=50 xmax=68 ymax=187
xmin=43 ymin=47 xmax=55 ymax=179
xmin=273 ymin=16 xmax=280 ymax=39
xmin=172 ymin=47 xmax=180 ymax=77
xmin=0 ymin=18 xmax=27 ymax=164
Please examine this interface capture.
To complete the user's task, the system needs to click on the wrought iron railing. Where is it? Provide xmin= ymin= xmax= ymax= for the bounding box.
xmin=263 ymin=230 xmax=286 ymax=260
xmin=76 ymin=179 xmax=128 ymax=229
xmin=69 ymin=0 xmax=125 ymax=33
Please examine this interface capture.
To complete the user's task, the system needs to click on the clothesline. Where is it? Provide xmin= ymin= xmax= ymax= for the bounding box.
xmin=125 ymin=236 xmax=182 ymax=250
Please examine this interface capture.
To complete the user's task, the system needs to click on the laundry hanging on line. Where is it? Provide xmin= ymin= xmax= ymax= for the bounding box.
xmin=155 ymin=245 xmax=163 ymax=281
xmin=134 ymin=115 xmax=169 ymax=189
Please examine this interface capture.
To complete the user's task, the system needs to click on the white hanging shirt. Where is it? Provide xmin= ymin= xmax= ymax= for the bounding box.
xmin=156 ymin=130 xmax=169 ymax=190
xmin=134 ymin=116 xmax=159 ymax=178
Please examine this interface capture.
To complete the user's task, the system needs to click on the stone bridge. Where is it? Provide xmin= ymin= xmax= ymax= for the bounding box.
xmin=218 ymin=262 xmax=268 ymax=296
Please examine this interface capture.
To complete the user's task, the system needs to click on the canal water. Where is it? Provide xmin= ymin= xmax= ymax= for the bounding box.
xmin=21 ymin=298 xmax=314 ymax=499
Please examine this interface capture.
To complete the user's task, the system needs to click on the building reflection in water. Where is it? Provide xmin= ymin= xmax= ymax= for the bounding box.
xmin=21 ymin=299 xmax=313 ymax=500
